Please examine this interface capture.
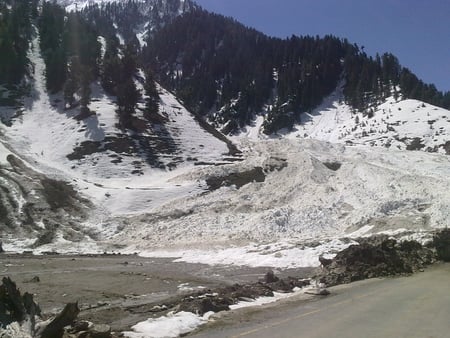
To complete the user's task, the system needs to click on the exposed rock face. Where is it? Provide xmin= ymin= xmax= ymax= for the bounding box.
xmin=0 ymin=154 xmax=93 ymax=247
xmin=318 ymin=236 xmax=436 ymax=286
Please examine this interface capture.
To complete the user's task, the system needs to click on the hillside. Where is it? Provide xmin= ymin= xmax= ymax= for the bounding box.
xmin=142 ymin=8 xmax=450 ymax=135
xmin=0 ymin=0 xmax=449 ymax=266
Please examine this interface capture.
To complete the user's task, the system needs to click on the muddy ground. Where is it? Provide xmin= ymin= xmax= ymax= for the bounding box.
xmin=0 ymin=253 xmax=314 ymax=332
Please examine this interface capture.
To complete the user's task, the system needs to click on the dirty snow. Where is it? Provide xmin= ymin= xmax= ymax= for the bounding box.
xmin=123 ymin=311 xmax=214 ymax=338
xmin=124 ymin=286 xmax=311 ymax=338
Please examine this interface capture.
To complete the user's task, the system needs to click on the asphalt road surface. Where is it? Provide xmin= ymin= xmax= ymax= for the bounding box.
xmin=191 ymin=263 xmax=450 ymax=338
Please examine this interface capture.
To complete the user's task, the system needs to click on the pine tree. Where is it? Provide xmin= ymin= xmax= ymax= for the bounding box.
xmin=143 ymin=68 xmax=160 ymax=119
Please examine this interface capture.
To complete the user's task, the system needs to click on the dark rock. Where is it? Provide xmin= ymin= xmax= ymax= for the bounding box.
xmin=70 ymin=320 xmax=90 ymax=333
xmin=74 ymin=107 xmax=96 ymax=121
xmin=0 ymin=241 xmax=3 ymax=253
xmin=286 ymin=277 xmax=310 ymax=289
xmin=433 ymin=229 xmax=450 ymax=261
xmin=206 ymin=167 xmax=265 ymax=191
xmin=40 ymin=302 xmax=80 ymax=338
xmin=263 ymin=270 xmax=279 ymax=283
xmin=318 ymin=237 xmax=436 ymax=286
xmin=24 ymin=275 xmax=40 ymax=283
xmin=177 ymin=297 xmax=231 ymax=315
xmin=323 ymin=162 xmax=342 ymax=171
xmin=444 ymin=141 xmax=450 ymax=155
xmin=319 ymin=255 xmax=333 ymax=267
xmin=265 ymin=279 xmax=292 ymax=292
xmin=219 ymin=283 xmax=274 ymax=301
xmin=0 ymin=277 xmax=41 ymax=327
xmin=88 ymin=324 xmax=112 ymax=338
xmin=32 ymin=229 xmax=56 ymax=248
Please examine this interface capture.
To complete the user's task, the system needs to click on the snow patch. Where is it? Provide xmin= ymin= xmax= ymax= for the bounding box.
xmin=138 ymin=239 xmax=357 ymax=268
xmin=123 ymin=311 xmax=214 ymax=338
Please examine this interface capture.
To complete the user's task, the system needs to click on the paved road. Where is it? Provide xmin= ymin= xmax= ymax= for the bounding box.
xmin=191 ymin=263 xmax=450 ymax=338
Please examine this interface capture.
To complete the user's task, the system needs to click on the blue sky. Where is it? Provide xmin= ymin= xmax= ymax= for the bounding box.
xmin=195 ymin=0 xmax=450 ymax=92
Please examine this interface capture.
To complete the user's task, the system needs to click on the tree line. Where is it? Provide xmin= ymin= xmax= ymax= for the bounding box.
xmin=37 ymin=0 xmax=160 ymax=129
xmin=1 ymin=0 xmax=448 ymax=135
xmin=142 ymin=9 xmax=450 ymax=133
xmin=0 ymin=0 xmax=37 ymax=85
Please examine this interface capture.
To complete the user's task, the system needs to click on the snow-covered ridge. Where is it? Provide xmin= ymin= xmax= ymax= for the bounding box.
xmin=58 ymin=0 xmax=144 ymax=12
xmin=293 ymin=88 xmax=450 ymax=154
xmin=58 ymin=0 xmax=194 ymax=14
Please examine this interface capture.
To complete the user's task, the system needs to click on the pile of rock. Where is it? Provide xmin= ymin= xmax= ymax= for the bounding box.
xmin=174 ymin=271 xmax=310 ymax=315
xmin=318 ymin=235 xmax=438 ymax=286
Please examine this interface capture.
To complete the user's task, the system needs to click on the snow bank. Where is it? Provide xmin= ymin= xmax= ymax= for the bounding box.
xmin=139 ymin=239 xmax=356 ymax=268
xmin=124 ymin=288 xmax=308 ymax=338
xmin=123 ymin=311 xmax=213 ymax=338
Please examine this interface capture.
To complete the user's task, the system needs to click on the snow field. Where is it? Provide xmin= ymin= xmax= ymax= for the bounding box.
xmin=108 ymin=136 xmax=450 ymax=255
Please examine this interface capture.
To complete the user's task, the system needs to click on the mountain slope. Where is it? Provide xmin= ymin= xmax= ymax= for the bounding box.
xmin=0 ymin=140 xmax=92 ymax=247
xmin=142 ymin=8 xmax=450 ymax=135
xmin=285 ymin=87 xmax=450 ymax=154
xmin=0 ymin=24 xmax=233 ymax=247
xmin=0 ymin=0 xmax=449 ymax=262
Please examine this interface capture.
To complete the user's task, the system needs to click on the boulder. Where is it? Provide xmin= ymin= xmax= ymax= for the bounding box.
xmin=23 ymin=276 xmax=40 ymax=283
xmin=88 ymin=324 xmax=111 ymax=338
xmin=219 ymin=283 xmax=274 ymax=301
xmin=176 ymin=297 xmax=231 ymax=315
xmin=263 ymin=270 xmax=279 ymax=283
xmin=319 ymin=255 xmax=333 ymax=267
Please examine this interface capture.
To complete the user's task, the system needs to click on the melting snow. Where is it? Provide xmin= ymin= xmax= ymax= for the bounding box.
xmin=123 ymin=311 xmax=214 ymax=338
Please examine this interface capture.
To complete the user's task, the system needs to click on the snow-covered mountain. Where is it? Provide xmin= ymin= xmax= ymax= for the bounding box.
xmin=58 ymin=0 xmax=190 ymax=12
xmin=0 ymin=0 xmax=449 ymax=267
xmin=58 ymin=0 xmax=121 ymax=11
xmin=0 ymin=22 xmax=234 ymax=249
